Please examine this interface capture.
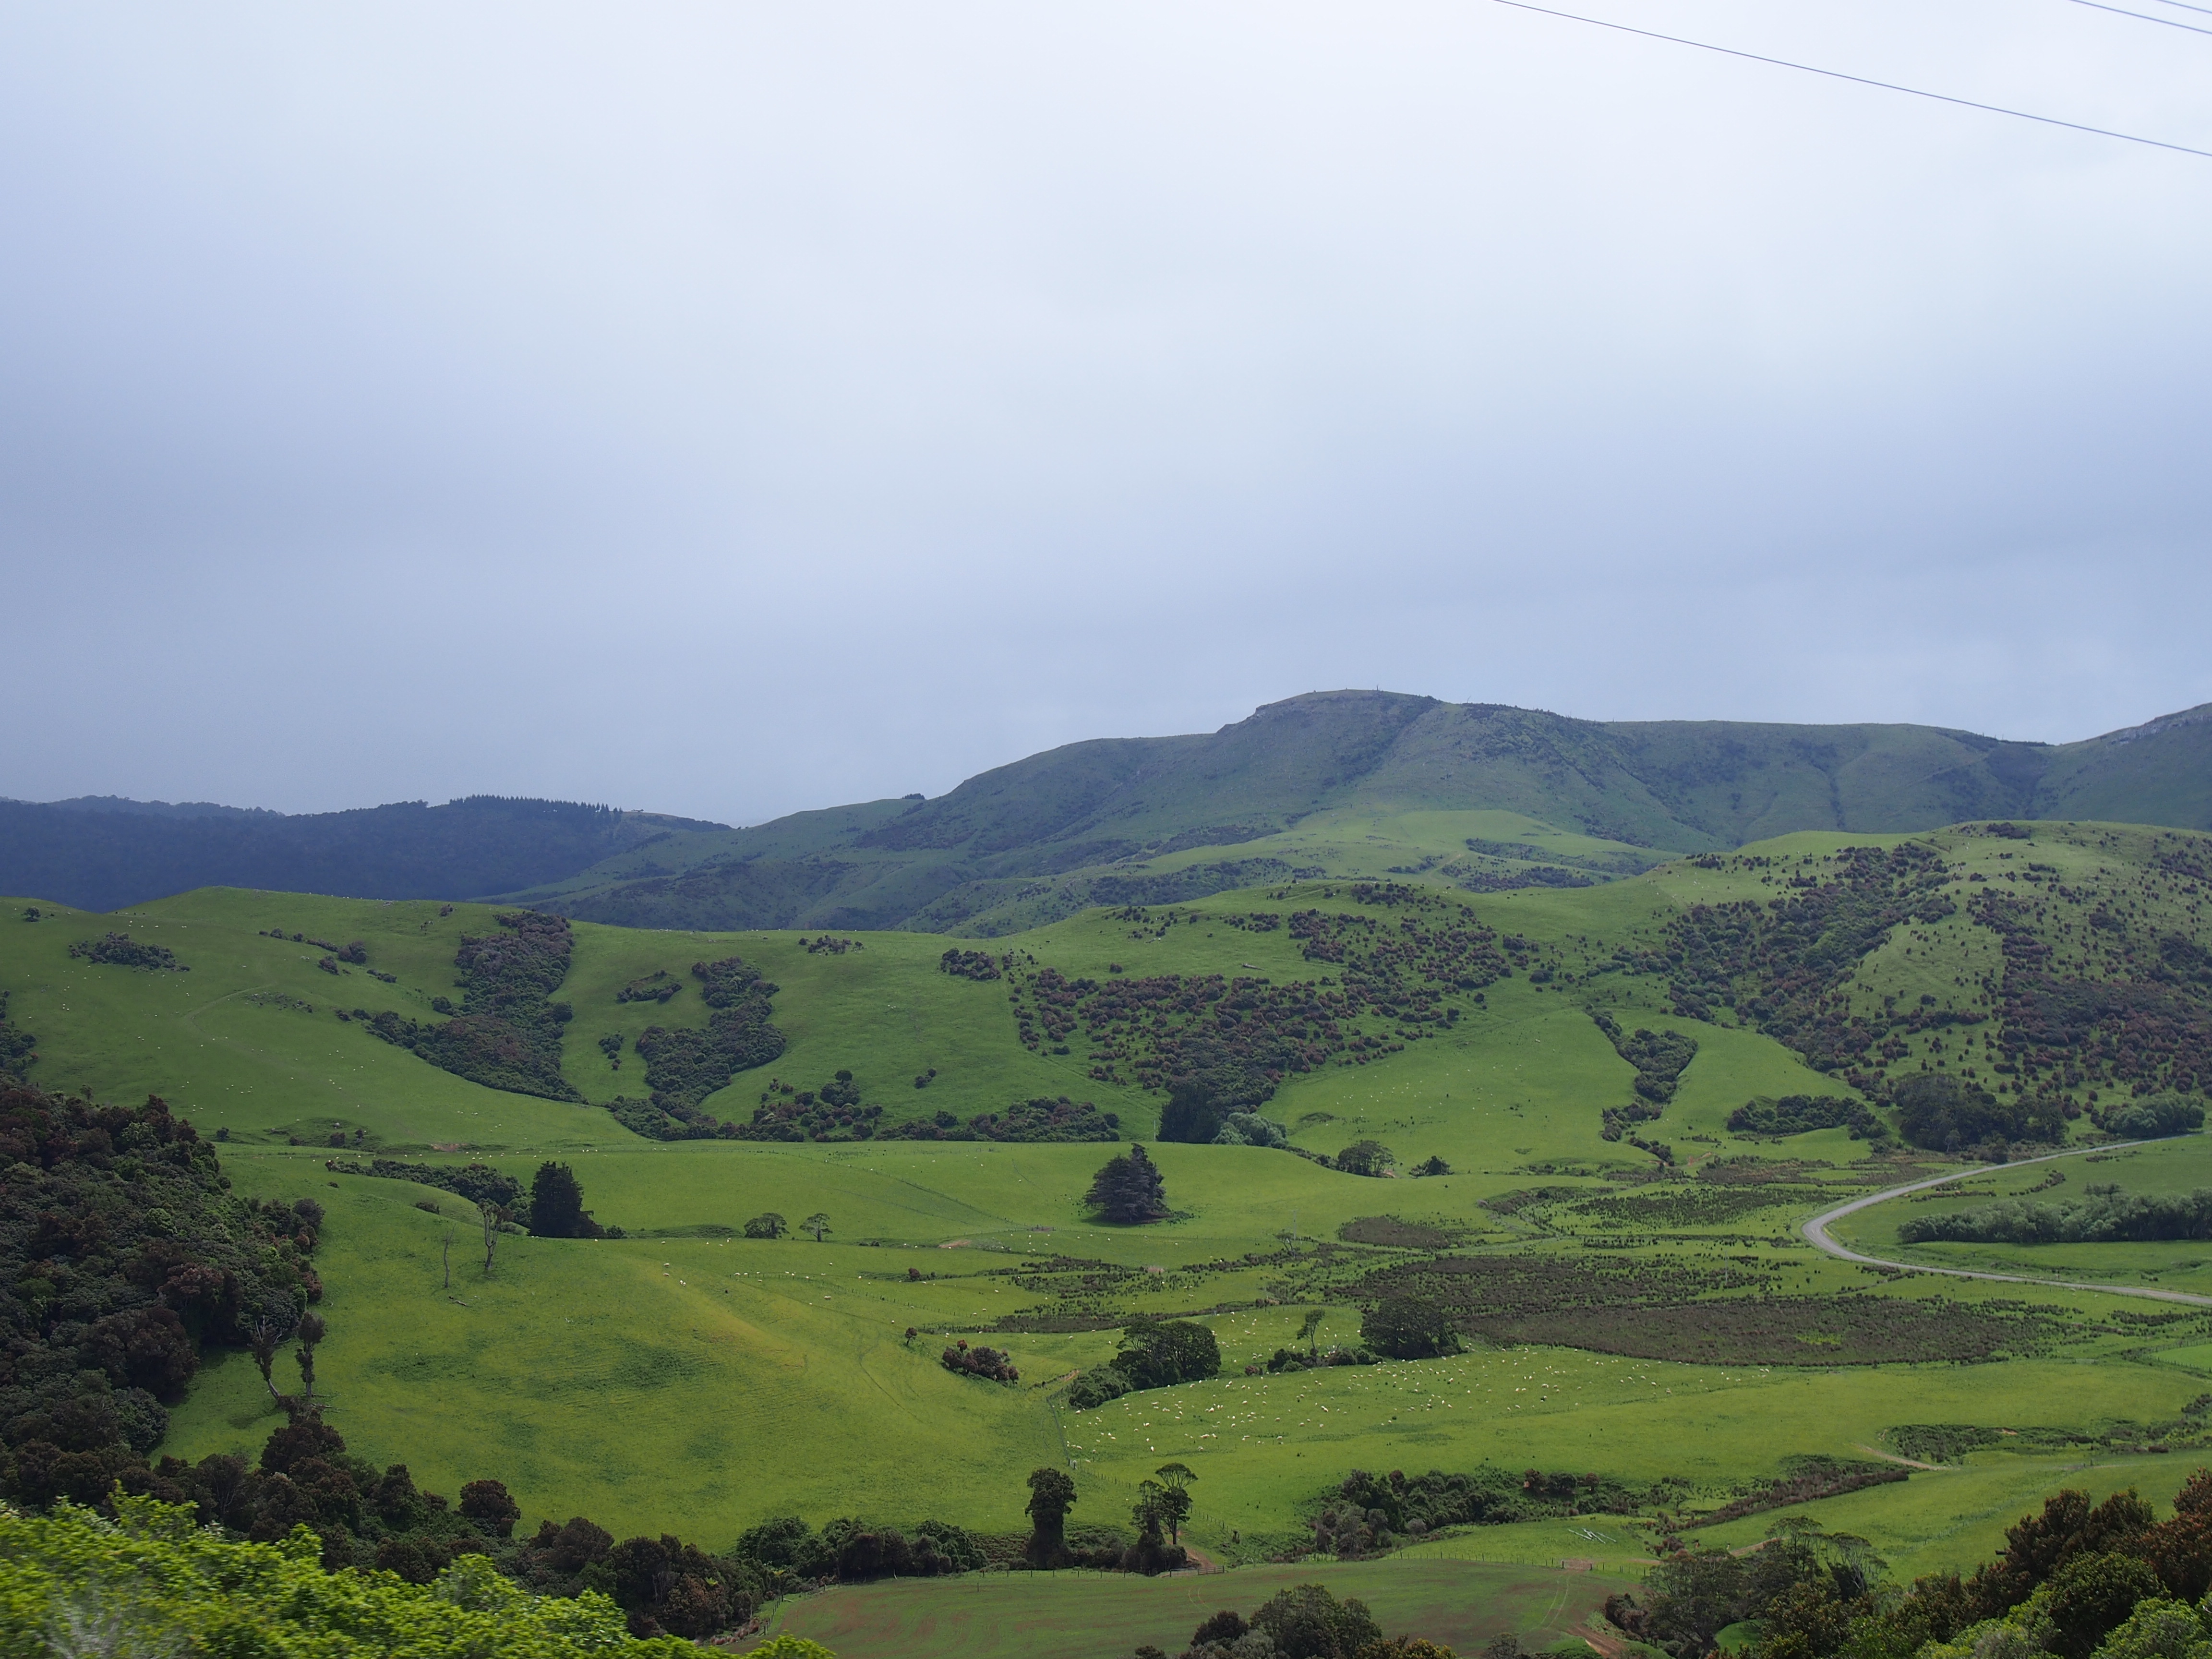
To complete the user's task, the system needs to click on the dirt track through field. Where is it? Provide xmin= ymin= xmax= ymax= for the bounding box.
xmin=1800 ymin=1140 xmax=2212 ymax=1308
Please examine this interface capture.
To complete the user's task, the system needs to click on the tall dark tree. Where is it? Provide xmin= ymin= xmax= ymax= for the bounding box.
xmin=528 ymin=1161 xmax=595 ymax=1238
xmin=1025 ymin=1466 xmax=1078 ymax=1566
xmin=1086 ymin=1143 xmax=1170 ymax=1224
xmin=1153 ymin=1462 xmax=1196 ymax=1544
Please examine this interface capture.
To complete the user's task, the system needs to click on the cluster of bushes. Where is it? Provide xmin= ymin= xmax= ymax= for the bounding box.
xmin=939 ymin=948 xmax=1003 ymax=980
xmin=1066 ymin=1320 xmax=1221 ymax=1408
xmin=1260 ymin=1311 xmax=1375 ymax=1373
xmin=603 ymin=1095 xmax=728 ymax=1142
xmin=733 ymin=1512 xmax=982 ymax=1581
xmin=1688 ymin=1455 xmax=1905 ymax=1530
xmin=616 ymin=971 xmax=680 ymax=1003
xmin=1591 ymin=1012 xmax=1698 ymax=1104
xmin=1358 ymin=1295 xmax=1459 ymax=1360
xmin=732 ymin=1073 xmax=882 ymax=1142
xmin=322 ymin=1158 xmax=603 ymax=1238
xmin=2095 ymin=1094 xmax=2207 ymax=1139
xmin=632 ymin=957 xmax=787 ymax=1111
xmin=1133 ymin=1580 xmax=1447 ymax=1659
xmin=354 ymin=912 xmax=583 ymax=1102
xmin=940 ymin=1339 xmax=1019 ymax=1382
xmin=123 ymin=1404 xmax=775 ymax=1640
xmin=1159 ymin=1059 xmax=1285 ymax=1144
xmin=1657 ymin=843 xmax=1958 ymax=1082
xmin=1901 ymin=1184 xmax=2212 ymax=1246
xmin=1728 ymin=1094 xmax=1890 ymax=1139
xmin=1335 ymin=1140 xmax=1394 ymax=1176
xmin=0 ymin=1495 xmax=728 ymax=1659
xmin=881 ymin=1096 xmax=1121 ymax=1143
xmin=1894 ymin=1073 xmax=2071 ymax=1155
xmin=802 ymin=935 xmax=861 ymax=954
xmin=0 ymin=988 xmax=35 ymax=1078
xmin=1222 ymin=911 xmax=1284 ymax=932
xmin=0 ymin=1082 xmax=325 ymax=1510
xmin=325 ymin=1155 xmax=522 ymax=1211
xmin=1610 ymin=1470 xmax=2212 ymax=1659
xmin=1209 ymin=1110 xmax=1288 ymax=1147
xmin=69 ymin=931 xmax=185 ymax=970
xmin=1975 ymin=879 xmax=2212 ymax=1104
xmin=1264 ymin=1344 xmax=1373 ymax=1374
xmin=1022 ymin=904 xmax=1505 ymax=1112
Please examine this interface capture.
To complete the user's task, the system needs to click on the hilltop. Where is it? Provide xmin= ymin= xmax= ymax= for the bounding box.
xmin=525 ymin=692 xmax=2212 ymax=933
xmin=5 ymin=690 xmax=2208 ymax=929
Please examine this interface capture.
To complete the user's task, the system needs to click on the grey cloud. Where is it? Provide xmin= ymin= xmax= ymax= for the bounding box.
xmin=0 ymin=0 xmax=2205 ymax=822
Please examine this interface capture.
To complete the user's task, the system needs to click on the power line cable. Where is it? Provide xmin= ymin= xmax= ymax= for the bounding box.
xmin=2064 ymin=0 xmax=2212 ymax=36
xmin=1490 ymin=0 xmax=2212 ymax=159
xmin=2140 ymin=0 xmax=2212 ymax=16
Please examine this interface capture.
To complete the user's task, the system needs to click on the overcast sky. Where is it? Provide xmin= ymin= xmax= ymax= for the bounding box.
xmin=1 ymin=1 xmax=2206 ymax=825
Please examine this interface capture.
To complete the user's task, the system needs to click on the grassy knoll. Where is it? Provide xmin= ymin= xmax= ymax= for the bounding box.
xmin=767 ymin=1556 xmax=1634 ymax=1659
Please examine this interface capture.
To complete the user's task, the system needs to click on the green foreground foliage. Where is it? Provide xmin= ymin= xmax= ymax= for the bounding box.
xmin=0 ymin=1493 xmax=726 ymax=1659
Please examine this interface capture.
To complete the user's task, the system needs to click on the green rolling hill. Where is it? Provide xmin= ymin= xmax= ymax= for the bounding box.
xmin=2 ymin=819 xmax=2207 ymax=1555
xmin=519 ymin=691 xmax=2212 ymax=934
xmin=7 ymin=812 xmax=2212 ymax=1657
xmin=7 ymin=692 xmax=2208 ymax=929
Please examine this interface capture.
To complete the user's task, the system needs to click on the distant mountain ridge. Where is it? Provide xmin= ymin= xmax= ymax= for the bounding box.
xmin=3 ymin=691 xmax=2207 ymax=921
xmin=0 ymin=795 xmax=725 ymax=914
xmin=516 ymin=690 xmax=2212 ymax=934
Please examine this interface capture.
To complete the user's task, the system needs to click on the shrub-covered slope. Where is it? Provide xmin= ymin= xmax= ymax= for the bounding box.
xmin=12 ymin=693 xmax=2208 ymax=926
xmin=523 ymin=694 xmax=2212 ymax=935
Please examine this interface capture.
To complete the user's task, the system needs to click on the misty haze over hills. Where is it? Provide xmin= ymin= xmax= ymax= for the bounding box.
xmin=4 ymin=690 xmax=2208 ymax=925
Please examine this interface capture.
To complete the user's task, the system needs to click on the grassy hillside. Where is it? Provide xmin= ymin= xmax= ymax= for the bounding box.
xmin=4 ymin=818 xmax=2211 ymax=1601
xmin=11 ymin=693 xmax=2209 ymax=928
xmin=520 ymin=693 xmax=2212 ymax=935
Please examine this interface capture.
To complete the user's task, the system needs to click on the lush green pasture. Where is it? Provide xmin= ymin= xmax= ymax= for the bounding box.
xmin=1827 ymin=1135 xmax=2212 ymax=1298
xmin=157 ymin=1136 xmax=2205 ymax=1574
xmin=1688 ymin=1452 xmax=2191 ymax=1584
xmin=767 ymin=1556 xmax=1633 ymax=1659
xmin=11 ymin=831 xmax=2212 ymax=1599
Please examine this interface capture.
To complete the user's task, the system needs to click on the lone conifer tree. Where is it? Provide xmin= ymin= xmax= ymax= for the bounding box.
xmin=1086 ymin=1143 xmax=1170 ymax=1224
xmin=527 ymin=1161 xmax=592 ymax=1238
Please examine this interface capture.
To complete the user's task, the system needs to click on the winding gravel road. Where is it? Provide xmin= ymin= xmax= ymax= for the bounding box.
xmin=1799 ymin=1139 xmax=2212 ymax=1309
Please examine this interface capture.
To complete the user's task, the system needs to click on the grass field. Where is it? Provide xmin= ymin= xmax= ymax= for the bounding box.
xmin=765 ymin=1556 xmax=1633 ymax=1659
xmin=1827 ymin=1135 xmax=2212 ymax=1298
xmin=7 ymin=817 xmax=2212 ymax=1607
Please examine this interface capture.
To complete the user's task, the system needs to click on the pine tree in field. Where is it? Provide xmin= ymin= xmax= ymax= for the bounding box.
xmin=527 ymin=1161 xmax=598 ymax=1238
xmin=1085 ymin=1143 xmax=1169 ymax=1224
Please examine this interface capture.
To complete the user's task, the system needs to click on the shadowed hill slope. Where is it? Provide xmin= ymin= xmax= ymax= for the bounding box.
xmin=0 ymin=795 xmax=724 ymax=914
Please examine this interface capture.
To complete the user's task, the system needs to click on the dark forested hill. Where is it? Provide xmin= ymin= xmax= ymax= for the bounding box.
xmin=0 ymin=796 xmax=724 ymax=913
xmin=5 ymin=694 xmax=2206 ymax=921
